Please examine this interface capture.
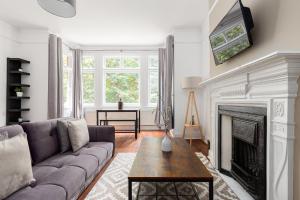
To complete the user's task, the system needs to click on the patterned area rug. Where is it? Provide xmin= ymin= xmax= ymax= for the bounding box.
xmin=86 ymin=153 xmax=239 ymax=200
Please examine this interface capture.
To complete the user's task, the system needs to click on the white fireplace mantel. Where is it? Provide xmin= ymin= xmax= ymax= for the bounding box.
xmin=199 ymin=52 xmax=300 ymax=200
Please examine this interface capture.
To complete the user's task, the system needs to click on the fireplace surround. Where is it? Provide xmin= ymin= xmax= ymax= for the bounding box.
xmin=218 ymin=105 xmax=267 ymax=200
xmin=199 ymin=52 xmax=300 ymax=200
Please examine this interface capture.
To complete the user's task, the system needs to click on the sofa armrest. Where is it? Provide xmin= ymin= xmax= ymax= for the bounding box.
xmin=88 ymin=125 xmax=115 ymax=155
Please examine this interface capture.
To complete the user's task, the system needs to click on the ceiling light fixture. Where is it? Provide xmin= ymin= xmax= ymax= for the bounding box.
xmin=37 ymin=0 xmax=76 ymax=18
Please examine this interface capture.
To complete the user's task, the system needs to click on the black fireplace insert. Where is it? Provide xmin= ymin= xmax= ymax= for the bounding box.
xmin=218 ymin=105 xmax=267 ymax=200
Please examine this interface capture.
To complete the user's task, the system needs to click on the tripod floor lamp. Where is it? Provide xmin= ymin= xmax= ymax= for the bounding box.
xmin=181 ymin=76 xmax=202 ymax=146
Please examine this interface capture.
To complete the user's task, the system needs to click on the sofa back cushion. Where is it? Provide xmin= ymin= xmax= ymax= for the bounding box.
xmin=22 ymin=119 xmax=60 ymax=164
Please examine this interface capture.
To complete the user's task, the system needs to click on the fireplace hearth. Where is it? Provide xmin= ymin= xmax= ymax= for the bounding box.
xmin=218 ymin=105 xmax=267 ymax=200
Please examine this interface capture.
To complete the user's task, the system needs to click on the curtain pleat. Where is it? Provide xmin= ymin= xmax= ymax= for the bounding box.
xmin=155 ymin=35 xmax=174 ymax=130
xmin=48 ymin=34 xmax=63 ymax=119
xmin=155 ymin=48 xmax=166 ymax=127
xmin=73 ymin=49 xmax=83 ymax=118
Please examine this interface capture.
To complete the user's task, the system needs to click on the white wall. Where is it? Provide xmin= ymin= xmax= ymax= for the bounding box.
xmin=17 ymin=29 xmax=49 ymax=122
xmin=0 ymin=20 xmax=19 ymax=126
xmin=173 ymin=28 xmax=204 ymax=138
xmin=0 ymin=20 xmax=49 ymax=126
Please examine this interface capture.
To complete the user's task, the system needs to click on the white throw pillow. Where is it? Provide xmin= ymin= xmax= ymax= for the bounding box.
xmin=68 ymin=119 xmax=90 ymax=152
xmin=0 ymin=131 xmax=8 ymax=141
xmin=0 ymin=133 xmax=34 ymax=199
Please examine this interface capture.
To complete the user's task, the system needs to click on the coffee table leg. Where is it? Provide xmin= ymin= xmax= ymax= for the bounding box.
xmin=128 ymin=180 xmax=132 ymax=200
xmin=209 ymin=180 xmax=213 ymax=200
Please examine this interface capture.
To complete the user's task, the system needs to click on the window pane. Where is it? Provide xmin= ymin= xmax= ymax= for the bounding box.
xmin=63 ymin=65 xmax=73 ymax=117
xmin=82 ymin=56 xmax=95 ymax=69
xmin=148 ymin=55 xmax=158 ymax=69
xmin=63 ymin=55 xmax=68 ymax=67
xmin=105 ymin=57 xmax=121 ymax=68
xmin=63 ymin=71 xmax=69 ymax=104
xmin=105 ymin=73 xmax=139 ymax=104
xmin=82 ymin=72 xmax=95 ymax=104
xmin=149 ymin=70 xmax=158 ymax=104
xmin=124 ymin=56 xmax=140 ymax=68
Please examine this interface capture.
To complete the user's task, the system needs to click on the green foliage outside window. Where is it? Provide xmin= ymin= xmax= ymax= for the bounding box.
xmin=63 ymin=71 xmax=69 ymax=103
xmin=124 ymin=57 xmax=140 ymax=68
xmin=82 ymin=56 xmax=95 ymax=69
xmin=105 ymin=73 xmax=139 ymax=103
xmin=149 ymin=70 xmax=158 ymax=104
xmin=82 ymin=72 xmax=95 ymax=104
xmin=105 ymin=56 xmax=140 ymax=68
xmin=105 ymin=57 xmax=121 ymax=68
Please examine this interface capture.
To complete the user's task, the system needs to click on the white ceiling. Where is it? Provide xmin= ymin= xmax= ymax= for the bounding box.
xmin=0 ymin=0 xmax=208 ymax=46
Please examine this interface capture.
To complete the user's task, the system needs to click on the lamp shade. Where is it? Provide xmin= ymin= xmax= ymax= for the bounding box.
xmin=181 ymin=76 xmax=202 ymax=89
xmin=37 ymin=0 xmax=76 ymax=18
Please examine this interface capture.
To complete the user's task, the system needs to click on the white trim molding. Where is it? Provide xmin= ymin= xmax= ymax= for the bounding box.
xmin=199 ymin=52 xmax=300 ymax=200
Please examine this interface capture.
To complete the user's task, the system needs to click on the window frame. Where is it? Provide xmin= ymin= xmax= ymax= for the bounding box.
xmin=147 ymin=55 xmax=159 ymax=107
xmin=102 ymin=54 xmax=141 ymax=106
xmin=81 ymin=55 xmax=96 ymax=108
xmin=62 ymin=47 xmax=73 ymax=117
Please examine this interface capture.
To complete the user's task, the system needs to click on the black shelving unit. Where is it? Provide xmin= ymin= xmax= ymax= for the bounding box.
xmin=6 ymin=58 xmax=30 ymax=125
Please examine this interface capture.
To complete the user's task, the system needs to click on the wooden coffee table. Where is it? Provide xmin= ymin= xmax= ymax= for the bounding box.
xmin=128 ymin=137 xmax=214 ymax=199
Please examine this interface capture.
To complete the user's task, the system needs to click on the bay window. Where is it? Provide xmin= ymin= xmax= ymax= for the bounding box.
xmin=81 ymin=51 xmax=158 ymax=108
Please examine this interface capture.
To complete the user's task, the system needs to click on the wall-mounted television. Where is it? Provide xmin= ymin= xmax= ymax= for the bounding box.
xmin=209 ymin=0 xmax=254 ymax=65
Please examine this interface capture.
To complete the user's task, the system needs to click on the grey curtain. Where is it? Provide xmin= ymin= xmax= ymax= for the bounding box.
xmin=48 ymin=34 xmax=63 ymax=119
xmin=72 ymin=49 xmax=83 ymax=119
xmin=155 ymin=48 xmax=166 ymax=127
xmin=155 ymin=35 xmax=174 ymax=130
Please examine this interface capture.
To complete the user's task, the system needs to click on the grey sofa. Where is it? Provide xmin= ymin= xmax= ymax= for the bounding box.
xmin=0 ymin=119 xmax=115 ymax=200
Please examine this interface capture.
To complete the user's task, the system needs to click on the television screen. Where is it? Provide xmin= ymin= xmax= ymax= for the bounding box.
xmin=210 ymin=0 xmax=253 ymax=65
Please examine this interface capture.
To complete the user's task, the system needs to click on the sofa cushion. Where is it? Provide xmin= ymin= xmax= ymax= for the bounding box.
xmin=68 ymin=119 xmax=89 ymax=152
xmin=57 ymin=120 xmax=72 ymax=153
xmin=5 ymin=185 xmax=66 ymax=200
xmin=79 ymin=142 xmax=114 ymax=165
xmin=34 ymin=153 xmax=98 ymax=180
xmin=22 ymin=119 xmax=60 ymax=164
xmin=0 ymin=133 xmax=35 ymax=199
xmin=33 ymin=165 xmax=85 ymax=200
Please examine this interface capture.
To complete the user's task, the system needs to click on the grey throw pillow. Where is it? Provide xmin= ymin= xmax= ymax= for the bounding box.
xmin=68 ymin=119 xmax=90 ymax=152
xmin=57 ymin=120 xmax=72 ymax=153
xmin=0 ymin=133 xmax=35 ymax=199
xmin=0 ymin=131 xmax=8 ymax=141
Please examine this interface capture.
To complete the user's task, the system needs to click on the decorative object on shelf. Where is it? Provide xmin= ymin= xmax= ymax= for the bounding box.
xmin=161 ymin=106 xmax=173 ymax=152
xmin=18 ymin=118 xmax=23 ymax=123
xmin=118 ymin=98 xmax=123 ymax=110
xmin=37 ymin=0 xmax=76 ymax=18
xmin=181 ymin=76 xmax=202 ymax=146
xmin=18 ymin=68 xmax=23 ymax=72
xmin=14 ymin=87 xmax=23 ymax=97
xmin=191 ymin=115 xmax=195 ymax=125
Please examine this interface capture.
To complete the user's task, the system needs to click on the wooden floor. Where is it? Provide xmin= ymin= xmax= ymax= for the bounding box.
xmin=78 ymin=131 xmax=209 ymax=200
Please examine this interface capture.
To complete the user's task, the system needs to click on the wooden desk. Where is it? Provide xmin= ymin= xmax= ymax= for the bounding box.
xmin=96 ymin=109 xmax=141 ymax=139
